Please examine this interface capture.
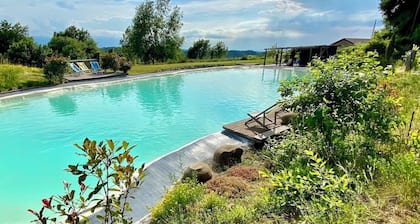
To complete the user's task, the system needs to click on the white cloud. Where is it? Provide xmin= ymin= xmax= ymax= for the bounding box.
xmin=0 ymin=0 xmax=383 ymax=49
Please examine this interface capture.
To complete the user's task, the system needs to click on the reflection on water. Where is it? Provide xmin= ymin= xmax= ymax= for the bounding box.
xmin=105 ymin=83 xmax=134 ymax=102
xmin=136 ymin=75 xmax=184 ymax=115
xmin=262 ymin=68 xmax=306 ymax=83
xmin=48 ymin=94 xmax=78 ymax=116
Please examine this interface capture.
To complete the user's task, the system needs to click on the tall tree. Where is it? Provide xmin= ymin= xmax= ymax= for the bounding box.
xmin=187 ymin=39 xmax=211 ymax=59
xmin=380 ymin=0 xmax=420 ymax=54
xmin=0 ymin=20 xmax=28 ymax=55
xmin=210 ymin=41 xmax=228 ymax=59
xmin=122 ymin=0 xmax=183 ymax=64
xmin=49 ymin=26 xmax=98 ymax=59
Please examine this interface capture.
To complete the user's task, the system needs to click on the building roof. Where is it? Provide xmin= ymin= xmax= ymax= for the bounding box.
xmin=330 ymin=38 xmax=370 ymax=46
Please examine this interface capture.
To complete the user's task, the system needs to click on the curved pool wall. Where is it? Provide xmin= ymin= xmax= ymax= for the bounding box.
xmin=0 ymin=65 xmax=306 ymax=223
xmin=88 ymin=131 xmax=250 ymax=223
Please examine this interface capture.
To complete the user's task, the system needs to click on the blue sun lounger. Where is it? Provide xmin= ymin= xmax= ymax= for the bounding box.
xmin=69 ymin=62 xmax=82 ymax=73
xmin=90 ymin=61 xmax=103 ymax=74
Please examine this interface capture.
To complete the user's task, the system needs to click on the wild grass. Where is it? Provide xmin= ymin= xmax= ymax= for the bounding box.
xmin=0 ymin=64 xmax=47 ymax=92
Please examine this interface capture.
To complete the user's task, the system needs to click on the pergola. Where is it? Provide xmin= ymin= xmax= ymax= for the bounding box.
xmin=263 ymin=45 xmax=337 ymax=66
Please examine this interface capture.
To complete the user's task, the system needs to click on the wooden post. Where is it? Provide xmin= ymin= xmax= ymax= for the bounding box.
xmin=263 ymin=49 xmax=268 ymax=66
xmin=279 ymin=49 xmax=283 ymax=66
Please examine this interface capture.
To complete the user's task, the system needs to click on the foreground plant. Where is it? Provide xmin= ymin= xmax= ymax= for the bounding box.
xmin=28 ymin=138 xmax=145 ymax=224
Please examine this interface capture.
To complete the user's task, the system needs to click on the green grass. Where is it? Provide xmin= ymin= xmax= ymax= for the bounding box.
xmin=0 ymin=64 xmax=48 ymax=92
xmin=128 ymin=57 xmax=271 ymax=75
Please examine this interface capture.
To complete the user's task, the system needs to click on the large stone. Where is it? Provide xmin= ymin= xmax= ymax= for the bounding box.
xmin=213 ymin=145 xmax=244 ymax=167
xmin=182 ymin=162 xmax=213 ymax=183
xmin=277 ymin=112 xmax=297 ymax=125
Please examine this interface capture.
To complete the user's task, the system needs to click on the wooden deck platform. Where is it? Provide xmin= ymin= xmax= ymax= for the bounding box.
xmin=223 ymin=111 xmax=290 ymax=142
xmin=64 ymin=72 xmax=126 ymax=82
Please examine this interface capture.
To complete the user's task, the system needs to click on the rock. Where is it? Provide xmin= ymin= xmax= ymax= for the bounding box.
xmin=182 ymin=162 xmax=213 ymax=183
xmin=213 ymin=145 xmax=244 ymax=167
xmin=277 ymin=112 xmax=297 ymax=125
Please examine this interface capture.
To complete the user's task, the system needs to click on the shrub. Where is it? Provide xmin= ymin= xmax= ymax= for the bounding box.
xmin=206 ymin=176 xmax=248 ymax=198
xmin=43 ymin=56 xmax=68 ymax=84
xmin=101 ymin=53 xmax=119 ymax=72
xmin=0 ymin=64 xmax=21 ymax=91
xmin=263 ymin=150 xmax=354 ymax=220
xmin=226 ymin=165 xmax=260 ymax=181
xmin=28 ymin=139 xmax=145 ymax=224
xmin=151 ymin=181 xmax=205 ymax=223
xmin=278 ymin=50 xmax=401 ymax=172
xmin=118 ymin=56 xmax=131 ymax=74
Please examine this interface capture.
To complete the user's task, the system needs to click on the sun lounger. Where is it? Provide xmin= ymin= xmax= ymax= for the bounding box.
xmin=69 ymin=62 xmax=82 ymax=73
xmin=90 ymin=61 xmax=103 ymax=74
xmin=245 ymin=103 xmax=280 ymax=129
xmin=76 ymin=62 xmax=91 ymax=72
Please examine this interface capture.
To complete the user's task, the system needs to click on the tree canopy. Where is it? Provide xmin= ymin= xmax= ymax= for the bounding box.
xmin=121 ymin=0 xmax=183 ymax=64
xmin=187 ymin=39 xmax=228 ymax=59
xmin=0 ymin=20 xmax=28 ymax=55
xmin=380 ymin=0 xmax=420 ymax=54
xmin=49 ymin=25 xmax=99 ymax=59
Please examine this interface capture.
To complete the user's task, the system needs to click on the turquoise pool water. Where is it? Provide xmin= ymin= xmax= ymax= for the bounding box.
xmin=0 ymin=67 xmax=304 ymax=223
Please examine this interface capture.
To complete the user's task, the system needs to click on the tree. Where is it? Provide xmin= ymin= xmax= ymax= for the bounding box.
xmin=187 ymin=39 xmax=211 ymax=59
xmin=380 ymin=0 xmax=420 ymax=55
xmin=210 ymin=41 xmax=228 ymax=59
xmin=7 ymin=37 xmax=36 ymax=65
xmin=122 ymin=0 xmax=184 ymax=64
xmin=0 ymin=20 xmax=28 ymax=55
xmin=48 ymin=26 xmax=99 ymax=59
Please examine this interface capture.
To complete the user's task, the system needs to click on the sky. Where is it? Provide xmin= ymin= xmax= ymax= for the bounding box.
xmin=0 ymin=0 xmax=384 ymax=51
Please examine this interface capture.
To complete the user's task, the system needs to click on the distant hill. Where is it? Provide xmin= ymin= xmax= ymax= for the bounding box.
xmin=226 ymin=50 xmax=264 ymax=58
xmin=101 ymin=48 xmax=265 ymax=58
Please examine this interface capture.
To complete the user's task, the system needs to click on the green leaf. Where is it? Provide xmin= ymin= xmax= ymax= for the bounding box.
xmin=107 ymin=139 xmax=114 ymax=150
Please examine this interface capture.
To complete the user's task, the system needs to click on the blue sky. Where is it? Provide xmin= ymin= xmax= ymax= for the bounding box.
xmin=0 ymin=0 xmax=383 ymax=50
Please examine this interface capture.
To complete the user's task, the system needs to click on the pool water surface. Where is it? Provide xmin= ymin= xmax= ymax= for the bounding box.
xmin=0 ymin=67 xmax=304 ymax=223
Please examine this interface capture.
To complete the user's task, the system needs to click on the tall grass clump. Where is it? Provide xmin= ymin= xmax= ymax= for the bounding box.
xmin=0 ymin=64 xmax=22 ymax=91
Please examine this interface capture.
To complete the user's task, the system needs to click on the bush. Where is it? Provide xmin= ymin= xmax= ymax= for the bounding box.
xmin=206 ymin=176 xmax=248 ymax=198
xmin=278 ymin=50 xmax=401 ymax=172
xmin=101 ymin=53 xmax=119 ymax=72
xmin=226 ymin=165 xmax=260 ymax=181
xmin=118 ymin=56 xmax=131 ymax=74
xmin=0 ymin=64 xmax=21 ymax=91
xmin=151 ymin=181 xmax=205 ymax=223
xmin=43 ymin=56 xmax=68 ymax=84
xmin=28 ymin=139 xmax=145 ymax=224
xmin=263 ymin=150 xmax=354 ymax=220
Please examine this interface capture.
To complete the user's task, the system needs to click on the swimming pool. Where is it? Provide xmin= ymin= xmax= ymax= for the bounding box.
xmin=0 ymin=67 xmax=305 ymax=223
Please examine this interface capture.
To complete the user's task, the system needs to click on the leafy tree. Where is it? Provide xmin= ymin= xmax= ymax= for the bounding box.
xmin=187 ymin=39 xmax=211 ymax=59
xmin=48 ymin=26 xmax=99 ymax=59
xmin=0 ymin=20 xmax=28 ymax=55
xmin=210 ymin=41 xmax=228 ymax=59
xmin=7 ymin=37 xmax=36 ymax=65
xmin=55 ymin=25 xmax=91 ymax=42
xmin=380 ymin=0 xmax=420 ymax=55
xmin=122 ymin=0 xmax=184 ymax=64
